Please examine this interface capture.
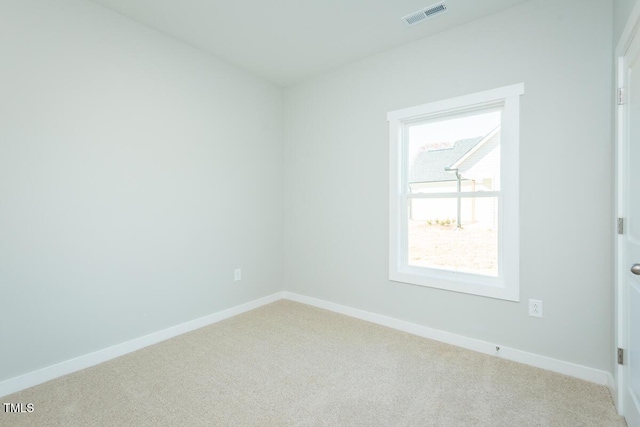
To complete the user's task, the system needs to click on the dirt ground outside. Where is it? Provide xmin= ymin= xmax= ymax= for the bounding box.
xmin=408 ymin=220 xmax=498 ymax=277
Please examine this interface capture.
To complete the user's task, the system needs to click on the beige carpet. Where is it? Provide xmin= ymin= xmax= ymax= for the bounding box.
xmin=0 ymin=300 xmax=626 ymax=426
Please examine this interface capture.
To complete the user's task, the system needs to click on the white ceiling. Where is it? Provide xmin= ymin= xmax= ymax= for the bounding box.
xmin=89 ymin=0 xmax=529 ymax=86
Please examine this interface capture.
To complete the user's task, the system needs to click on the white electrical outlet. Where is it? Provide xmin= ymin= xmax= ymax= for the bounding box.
xmin=234 ymin=268 xmax=241 ymax=281
xmin=528 ymin=299 xmax=543 ymax=318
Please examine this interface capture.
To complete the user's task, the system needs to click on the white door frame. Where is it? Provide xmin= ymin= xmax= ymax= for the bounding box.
xmin=616 ymin=0 xmax=640 ymax=417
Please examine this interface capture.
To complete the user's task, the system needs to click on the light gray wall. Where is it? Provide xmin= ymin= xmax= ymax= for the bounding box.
xmin=0 ymin=0 xmax=283 ymax=382
xmin=284 ymin=0 xmax=614 ymax=371
xmin=615 ymin=0 xmax=638 ymax=43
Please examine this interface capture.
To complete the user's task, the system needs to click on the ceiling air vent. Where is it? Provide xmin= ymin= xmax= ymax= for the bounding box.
xmin=402 ymin=2 xmax=448 ymax=26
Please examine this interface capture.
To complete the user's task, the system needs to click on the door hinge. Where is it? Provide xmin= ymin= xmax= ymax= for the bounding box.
xmin=618 ymin=348 xmax=624 ymax=365
xmin=618 ymin=218 xmax=624 ymax=235
xmin=618 ymin=87 xmax=625 ymax=105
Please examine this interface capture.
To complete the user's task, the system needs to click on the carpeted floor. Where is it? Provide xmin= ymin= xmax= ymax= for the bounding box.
xmin=0 ymin=300 xmax=627 ymax=426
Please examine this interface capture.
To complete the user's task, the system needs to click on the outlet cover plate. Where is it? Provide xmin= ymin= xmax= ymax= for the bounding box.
xmin=529 ymin=299 xmax=543 ymax=318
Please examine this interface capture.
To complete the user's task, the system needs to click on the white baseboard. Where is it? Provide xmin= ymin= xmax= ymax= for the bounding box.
xmin=1 ymin=290 xmax=616 ymax=398
xmin=0 ymin=292 xmax=284 ymax=398
xmin=607 ymin=371 xmax=618 ymax=410
xmin=283 ymin=292 xmax=614 ymax=387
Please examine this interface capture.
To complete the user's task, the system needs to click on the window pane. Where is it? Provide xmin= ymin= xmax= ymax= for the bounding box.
xmin=407 ymin=197 xmax=498 ymax=277
xmin=408 ymin=110 xmax=501 ymax=194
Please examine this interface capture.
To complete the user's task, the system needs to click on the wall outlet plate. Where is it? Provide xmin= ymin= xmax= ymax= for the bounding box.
xmin=234 ymin=268 xmax=241 ymax=281
xmin=528 ymin=299 xmax=543 ymax=318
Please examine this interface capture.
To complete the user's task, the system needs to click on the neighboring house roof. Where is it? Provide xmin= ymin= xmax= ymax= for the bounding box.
xmin=409 ymin=137 xmax=482 ymax=184
xmin=450 ymin=126 xmax=500 ymax=170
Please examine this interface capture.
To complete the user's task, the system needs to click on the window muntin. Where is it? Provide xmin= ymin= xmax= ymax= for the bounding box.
xmin=388 ymin=84 xmax=523 ymax=301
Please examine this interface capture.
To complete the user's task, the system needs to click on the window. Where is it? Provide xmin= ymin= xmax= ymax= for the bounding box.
xmin=387 ymin=84 xmax=523 ymax=301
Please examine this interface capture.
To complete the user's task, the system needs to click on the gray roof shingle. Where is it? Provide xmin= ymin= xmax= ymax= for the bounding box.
xmin=409 ymin=137 xmax=482 ymax=184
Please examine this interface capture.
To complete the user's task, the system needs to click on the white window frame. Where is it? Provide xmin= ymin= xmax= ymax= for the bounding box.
xmin=387 ymin=83 xmax=523 ymax=301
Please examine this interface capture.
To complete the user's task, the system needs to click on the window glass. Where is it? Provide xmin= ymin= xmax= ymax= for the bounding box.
xmin=407 ymin=197 xmax=499 ymax=276
xmin=406 ymin=110 xmax=501 ymax=276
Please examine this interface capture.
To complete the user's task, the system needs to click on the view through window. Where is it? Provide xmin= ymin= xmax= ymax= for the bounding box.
xmin=406 ymin=110 xmax=501 ymax=276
